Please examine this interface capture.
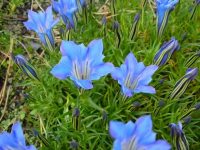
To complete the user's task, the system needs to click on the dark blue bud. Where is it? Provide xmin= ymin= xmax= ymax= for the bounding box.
xmin=154 ymin=37 xmax=180 ymax=66
xmin=70 ymin=140 xmax=79 ymax=149
xmin=12 ymin=54 xmax=39 ymax=80
xmin=134 ymin=13 xmax=140 ymax=22
xmin=132 ymin=101 xmax=141 ymax=108
xmin=158 ymin=100 xmax=165 ymax=107
xmin=33 ymin=129 xmax=39 ymax=136
xmin=195 ymin=102 xmax=200 ymax=110
xmin=73 ymin=107 xmax=80 ymax=117
xmin=185 ymin=68 xmax=198 ymax=80
xmin=183 ymin=116 xmax=191 ymax=125
xmin=113 ymin=21 xmax=119 ymax=30
xmin=170 ymin=68 xmax=198 ymax=99
xmin=102 ymin=15 xmax=107 ymax=25
xmin=169 ymin=122 xmax=189 ymax=150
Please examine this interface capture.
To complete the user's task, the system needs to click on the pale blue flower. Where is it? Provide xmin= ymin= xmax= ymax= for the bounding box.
xmin=51 ymin=39 xmax=114 ymax=89
xmin=111 ymin=52 xmax=158 ymax=97
xmin=156 ymin=0 xmax=179 ymax=36
xmin=52 ymin=0 xmax=78 ymax=27
xmin=109 ymin=115 xmax=171 ymax=150
xmin=24 ymin=6 xmax=59 ymax=50
xmin=0 ymin=122 xmax=37 ymax=150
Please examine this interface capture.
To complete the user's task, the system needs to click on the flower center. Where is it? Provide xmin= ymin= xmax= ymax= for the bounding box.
xmin=122 ymin=136 xmax=138 ymax=150
xmin=72 ymin=59 xmax=90 ymax=80
xmin=124 ymin=72 xmax=138 ymax=89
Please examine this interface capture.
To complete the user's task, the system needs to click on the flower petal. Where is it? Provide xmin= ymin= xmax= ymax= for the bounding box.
xmin=86 ymin=39 xmax=104 ymax=66
xmin=51 ymin=56 xmax=72 ymax=79
xmin=122 ymin=85 xmax=133 ymax=97
xmin=90 ymin=62 xmax=114 ymax=80
xmin=11 ymin=122 xmax=26 ymax=146
xmin=134 ymin=86 xmax=156 ymax=94
xmin=26 ymin=145 xmax=37 ymax=150
xmin=143 ymin=140 xmax=171 ymax=150
xmin=124 ymin=52 xmax=138 ymax=72
xmin=60 ymin=41 xmax=87 ymax=60
xmin=134 ymin=115 xmax=156 ymax=145
xmin=0 ymin=132 xmax=17 ymax=147
xmin=111 ymin=65 xmax=127 ymax=82
xmin=137 ymin=65 xmax=158 ymax=85
xmin=73 ymin=79 xmax=93 ymax=89
xmin=109 ymin=121 xmax=135 ymax=140
xmin=113 ymin=140 xmax=122 ymax=150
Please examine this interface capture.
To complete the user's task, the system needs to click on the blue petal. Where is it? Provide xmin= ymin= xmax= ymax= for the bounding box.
xmin=144 ymin=140 xmax=171 ymax=150
xmin=37 ymin=33 xmax=47 ymax=45
xmin=111 ymin=65 xmax=127 ymax=83
xmin=23 ymin=21 xmax=38 ymax=32
xmin=132 ymin=62 xmax=145 ymax=78
xmin=46 ymin=29 xmax=55 ymax=46
xmin=66 ymin=13 xmax=75 ymax=28
xmin=26 ymin=145 xmax=37 ymax=150
xmin=134 ymin=115 xmax=156 ymax=145
xmin=0 ymin=132 xmax=17 ymax=148
xmin=73 ymin=79 xmax=93 ymax=89
xmin=11 ymin=122 xmax=26 ymax=146
xmin=113 ymin=140 xmax=122 ymax=150
xmin=65 ymin=0 xmax=78 ymax=13
xmin=86 ymin=39 xmax=104 ymax=66
xmin=45 ymin=6 xmax=53 ymax=21
xmin=137 ymin=65 xmax=158 ymax=85
xmin=122 ymin=85 xmax=134 ymax=97
xmin=134 ymin=86 xmax=156 ymax=94
xmin=124 ymin=52 xmax=138 ymax=72
xmin=45 ymin=6 xmax=59 ymax=28
xmin=90 ymin=63 xmax=114 ymax=80
xmin=52 ymin=0 xmax=60 ymax=13
xmin=60 ymin=41 xmax=87 ymax=60
xmin=109 ymin=121 xmax=135 ymax=140
xmin=51 ymin=56 xmax=72 ymax=79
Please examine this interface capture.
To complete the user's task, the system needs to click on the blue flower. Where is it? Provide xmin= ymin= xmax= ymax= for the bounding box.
xmin=109 ymin=115 xmax=171 ymax=150
xmin=51 ymin=39 xmax=114 ymax=89
xmin=169 ymin=122 xmax=189 ymax=150
xmin=52 ymin=0 xmax=78 ymax=28
xmin=156 ymin=0 xmax=179 ymax=37
xmin=23 ymin=6 xmax=59 ymax=51
xmin=170 ymin=68 xmax=198 ymax=99
xmin=0 ymin=122 xmax=37 ymax=150
xmin=111 ymin=52 xmax=158 ymax=97
xmin=153 ymin=37 xmax=180 ymax=66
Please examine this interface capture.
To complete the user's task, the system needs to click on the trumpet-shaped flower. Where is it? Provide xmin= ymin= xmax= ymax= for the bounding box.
xmin=11 ymin=54 xmax=39 ymax=80
xmin=153 ymin=37 xmax=180 ymax=66
xmin=52 ymin=0 xmax=78 ymax=27
xmin=51 ymin=39 xmax=114 ymax=89
xmin=169 ymin=122 xmax=189 ymax=150
xmin=23 ymin=6 xmax=59 ymax=51
xmin=109 ymin=115 xmax=171 ymax=150
xmin=111 ymin=52 xmax=158 ymax=97
xmin=0 ymin=122 xmax=37 ymax=150
xmin=170 ymin=68 xmax=198 ymax=99
xmin=156 ymin=0 xmax=179 ymax=37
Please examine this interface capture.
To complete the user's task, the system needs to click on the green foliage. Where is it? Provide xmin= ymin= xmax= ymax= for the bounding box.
xmin=1 ymin=0 xmax=200 ymax=149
